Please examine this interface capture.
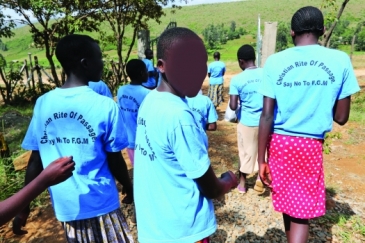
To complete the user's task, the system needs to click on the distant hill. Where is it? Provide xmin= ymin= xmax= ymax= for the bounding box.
xmin=1 ymin=0 xmax=364 ymax=65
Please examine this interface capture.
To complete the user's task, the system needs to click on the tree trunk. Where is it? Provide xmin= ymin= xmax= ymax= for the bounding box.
xmin=44 ymin=38 xmax=60 ymax=87
xmin=320 ymin=0 xmax=350 ymax=46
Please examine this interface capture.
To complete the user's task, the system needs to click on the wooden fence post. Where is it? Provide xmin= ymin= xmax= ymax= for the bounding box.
xmin=28 ymin=53 xmax=35 ymax=90
xmin=34 ymin=56 xmax=44 ymax=93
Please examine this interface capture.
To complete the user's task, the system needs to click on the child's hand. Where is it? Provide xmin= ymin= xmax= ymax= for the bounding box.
xmin=122 ymin=186 xmax=133 ymax=204
xmin=259 ymin=163 xmax=272 ymax=188
xmin=41 ymin=156 xmax=75 ymax=187
xmin=221 ymin=171 xmax=238 ymax=189
xmin=12 ymin=207 xmax=30 ymax=235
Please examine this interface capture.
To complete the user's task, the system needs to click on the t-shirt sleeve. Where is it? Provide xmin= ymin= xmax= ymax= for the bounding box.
xmin=146 ymin=60 xmax=154 ymax=72
xmin=21 ymin=114 xmax=39 ymax=151
xmin=229 ymin=78 xmax=239 ymax=95
xmin=103 ymin=83 xmax=113 ymax=99
xmin=207 ymin=64 xmax=211 ymax=74
xmin=171 ymin=115 xmax=211 ymax=179
xmin=258 ymin=58 xmax=276 ymax=99
xmin=104 ymin=102 xmax=129 ymax=152
xmin=337 ymin=56 xmax=360 ymax=100
xmin=207 ymin=99 xmax=218 ymax=123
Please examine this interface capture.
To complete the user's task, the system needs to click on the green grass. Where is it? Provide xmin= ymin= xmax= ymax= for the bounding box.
xmin=1 ymin=0 xmax=365 ymax=67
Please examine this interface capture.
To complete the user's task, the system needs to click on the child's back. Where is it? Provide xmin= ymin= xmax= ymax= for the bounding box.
xmin=134 ymin=90 xmax=216 ymax=242
xmin=117 ymin=84 xmax=150 ymax=150
xmin=22 ymin=85 xmax=127 ymax=221
xmin=186 ymin=93 xmax=218 ymax=131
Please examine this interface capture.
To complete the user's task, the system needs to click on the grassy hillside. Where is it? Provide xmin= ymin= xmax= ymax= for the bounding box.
xmin=1 ymin=0 xmax=365 ymax=67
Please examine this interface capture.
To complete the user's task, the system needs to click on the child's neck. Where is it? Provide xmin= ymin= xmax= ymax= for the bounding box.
xmin=62 ymin=74 xmax=89 ymax=88
xmin=130 ymin=80 xmax=143 ymax=85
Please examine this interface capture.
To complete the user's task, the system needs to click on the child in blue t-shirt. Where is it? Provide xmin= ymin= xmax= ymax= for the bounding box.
xmin=186 ymin=91 xmax=218 ymax=131
xmin=134 ymin=27 xmax=237 ymax=243
xmin=258 ymin=6 xmax=360 ymax=242
xmin=13 ymin=35 xmax=134 ymax=243
xmin=229 ymin=45 xmax=264 ymax=194
xmin=207 ymin=52 xmax=226 ymax=107
xmin=88 ymin=80 xmax=113 ymax=98
xmin=142 ymin=49 xmax=157 ymax=89
xmin=117 ymin=59 xmax=150 ymax=166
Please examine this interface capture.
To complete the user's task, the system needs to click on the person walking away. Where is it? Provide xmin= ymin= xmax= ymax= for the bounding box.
xmin=258 ymin=6 xmax=360 ymax=243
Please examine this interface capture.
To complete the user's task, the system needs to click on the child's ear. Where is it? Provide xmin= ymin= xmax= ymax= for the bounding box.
xmin=157 ymin=59 xmax=165 ymax=73
xmin=80 ymin=58 xmax=88 ymax=69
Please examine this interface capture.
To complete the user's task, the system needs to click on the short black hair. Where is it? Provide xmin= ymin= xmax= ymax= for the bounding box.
xmin=213 ymin=52 xmax=220 ymax=59
xmin=157 ymin=27 xmax=200 ymax=60
xmin=145 ymin=49 xmax=153 ymax=56
xmin=126 ymin=59 xmax=146 ymax=80
xmin=55 ymin=34 xmax=98 ymax=75
xmin=291 ymin=6 xmax=324 ymax=37
xmin=237 ymin=44 xmax=255 ymax=61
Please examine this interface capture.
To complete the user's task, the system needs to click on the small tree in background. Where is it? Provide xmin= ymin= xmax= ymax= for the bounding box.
xmin=0 ymin=7 xmax=15 ymax=39
xmin=355 ymin=28 xmax=365 ymax=51
xmin=276 ymin=22 xmax=290 ymax=52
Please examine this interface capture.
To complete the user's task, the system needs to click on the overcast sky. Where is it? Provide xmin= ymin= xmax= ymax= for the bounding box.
xmin=3 ymin=0 xmax=242 ymax=22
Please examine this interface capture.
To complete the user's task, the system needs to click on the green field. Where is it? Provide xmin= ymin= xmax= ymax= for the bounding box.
xmin=1 ymin=0 xmax=365 ymax=67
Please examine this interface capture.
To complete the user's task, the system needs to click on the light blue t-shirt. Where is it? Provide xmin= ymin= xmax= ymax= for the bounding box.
xmin=142 ymin=58 xmax=156 ymax=88
xmin=22 ymin=86 xmax=128 ymax=222
xmin=157 ymin=69 xmax=162 ymax=87
xmin=117 ymin=84 xmax=151 ymax=149
xmin=88 ymin=80 xmax=113 ymax=98
xmin=229 ymin=68 xmax=263 ymax=127
xmin=258 ymin=45 xmax=360 ymax=139
xmin=134 ymin=90 xmax=216 ymax=243
xmin=186 ymin=94 xmax=218 ymax=130
xmin=208 ymin=60 xmax=226 ymax=85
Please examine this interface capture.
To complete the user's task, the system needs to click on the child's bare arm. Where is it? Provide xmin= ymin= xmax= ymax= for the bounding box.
xmin=195 ymin=166 xmax=237 ymax=199
xmin=10 ymin=155 xmax=74 ymax=233
xmin=333 ymin=96 xmax=351 ymax=125
xmin=107 ymin=152 xmax=133 ymax=203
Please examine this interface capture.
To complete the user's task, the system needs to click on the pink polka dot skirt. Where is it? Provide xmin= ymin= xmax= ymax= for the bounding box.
xmin=268 ymin=133 xmax=326 ymax=219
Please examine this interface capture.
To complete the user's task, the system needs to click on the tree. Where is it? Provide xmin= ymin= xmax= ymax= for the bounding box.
xmin=276 ymin=22 xmax=290 ymax=52
xmin=202 ymin=23 xmax=226 ymax=50
xmin=355 ymin=28 xmax=365 ymax=51
xmin=0 ymin=6 xmax=16 ymax=38
xmin=3 ymin=0 xmax=102 ymax=87
xmin=98 ymin=0 xmax=188 ymax=92
xmin=320 ymin=0 xmax=351 ymax=47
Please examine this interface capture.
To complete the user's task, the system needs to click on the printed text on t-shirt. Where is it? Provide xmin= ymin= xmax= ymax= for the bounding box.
xmin=276 ymin=60 xmax=335 ymax=86
xmin=136 ymin=117 xmax=157 ymax=161
xmin=40 ymin=111 xmax=97 ymax=145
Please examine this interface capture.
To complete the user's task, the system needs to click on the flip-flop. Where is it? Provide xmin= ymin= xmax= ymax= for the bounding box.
xmin=237 ymin=184 xmax=247 ymax=194
xmin=254 ymin=180 xmax=265 ymax=193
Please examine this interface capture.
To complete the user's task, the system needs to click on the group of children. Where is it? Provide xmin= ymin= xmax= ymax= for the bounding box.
xmin=0 ymin=5 xmax=360 ymax=243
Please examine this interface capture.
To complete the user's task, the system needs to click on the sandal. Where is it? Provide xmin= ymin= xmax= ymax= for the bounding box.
xmin=254 ymin=180 xmax=265 ymax=193
xmin=237 ymin=184 xmax=247 ymax=194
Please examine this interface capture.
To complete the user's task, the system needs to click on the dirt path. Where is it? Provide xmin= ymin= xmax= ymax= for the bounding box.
xmin=1 ymin=73 xmax=365 ymax=243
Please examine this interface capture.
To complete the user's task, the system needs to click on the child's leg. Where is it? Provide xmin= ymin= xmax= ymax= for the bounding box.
xmin=283 ymin=213 xmax=291 ymax=240
xmin=239 ymin=172 xmax=247 ymax=187
xmin=289 ymin=217 xmax=309 ymax=243
xmin=283 ymin=213 xmax=309 ymax=243
xmin=126 ymin=148 xmax=135 ymax=167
